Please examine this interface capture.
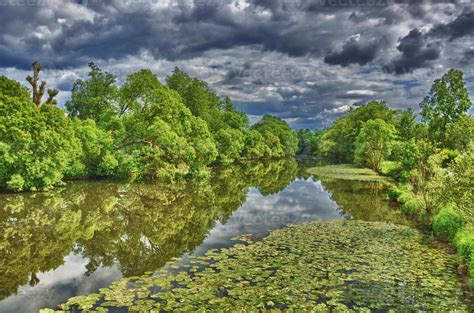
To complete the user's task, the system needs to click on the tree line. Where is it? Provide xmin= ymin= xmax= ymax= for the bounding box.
xmin=299 ymin=68 xmax=473 ymax=288
xmin=0 ymin=63 xmax=298 ymax=192
xmin=298 ymin=68 xmax=472 ymax=215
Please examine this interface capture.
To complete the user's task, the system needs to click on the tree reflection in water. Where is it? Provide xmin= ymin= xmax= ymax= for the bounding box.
xmin=0 ymin=158 xmax=407 ymax=303
xmin=0 ymin=158 xmax=299 ymax=300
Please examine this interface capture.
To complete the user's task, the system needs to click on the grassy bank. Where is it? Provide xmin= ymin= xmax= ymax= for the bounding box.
xmin=44 ymin=220 xmax=467 ymax=312
xmin=388 ymin=183 xmax=474 ymax=290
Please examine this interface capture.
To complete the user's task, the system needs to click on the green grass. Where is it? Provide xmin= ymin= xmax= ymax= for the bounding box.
xmin=307 ymin=164 xmax=391 ymax=182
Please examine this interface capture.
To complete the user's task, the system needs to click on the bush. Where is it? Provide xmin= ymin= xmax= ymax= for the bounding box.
xmin=397 ymin=190 xmax=412 ymax=204
xmin=387 ymin=187 xmax=402 ymax=202
xmin=433 ymin=204 xmax=465 ymax=241
xmin=380 ymin=161 xmax=401 ymax=177
xmin=401 ymin=195 xmax=424 ymax=215
xmin=453 ymin=228 xmax=474 ymax=289
xmin=454 ymin=228 xmax=474 ymax=261
xmin=6 ymin=174 xmax=25 ymax=192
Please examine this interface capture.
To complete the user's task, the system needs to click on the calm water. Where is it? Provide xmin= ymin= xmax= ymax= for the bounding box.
xmin=0 ymin=159 xmax=408 ymax=312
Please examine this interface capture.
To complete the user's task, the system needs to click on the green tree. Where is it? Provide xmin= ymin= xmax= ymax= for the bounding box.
xmin=430 ymin=143 xmax=473 ymax=222
xmin=71 ymin=118 xmax=118 ymax=177
xmin=320 ymin=101 xmax=396 ymax=161
xmin=116 ymin=70 xmax=217 ymax=181
xmin=214 ymin=128 xmax=245 ymax=163
xmin=354 ymin=119 xmax=396 ymax=172
xmin=0 ymin=76 xmax=30 ymax=99
xmin=392 ymin=139 xmax=419 ymax=181
xmin=242 ymin=129 xmax=271 ymax=159
xmin=66 ymin=62 xmax=118 ymax=128
xmin=0 ymin=93 xmax=80 ymax=191
xmin=166 ymin=69 xmax=250 ymax=162
xmin=444 ymin=115 xmax=474 ymax=151
xmin=166 ymin=67 xmax=221 ymax=122
xmin=296 ymin=129 xmax=322 ymax=155
xmin=395 ymin=108 xmax=418 ymax=140
xmin=252 ymin=115 xmax=298 ymax=157
xmin=420 ymin=69 xmax=472 ymax=146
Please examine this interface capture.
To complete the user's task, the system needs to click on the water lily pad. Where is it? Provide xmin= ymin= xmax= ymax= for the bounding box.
xmin=53 ymin=220 xmax=470 ymax=311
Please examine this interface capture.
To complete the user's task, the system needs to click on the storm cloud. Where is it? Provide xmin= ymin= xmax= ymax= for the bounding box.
xmin=0 ymin=0 xmax=472 ymax=129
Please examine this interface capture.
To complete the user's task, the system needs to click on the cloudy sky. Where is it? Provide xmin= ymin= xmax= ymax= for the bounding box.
xmin=0 ymin=0 xmax=473 ymax=129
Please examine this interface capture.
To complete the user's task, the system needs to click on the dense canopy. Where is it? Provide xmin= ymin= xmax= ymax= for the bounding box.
xmin=0 ymin=65 xmax=298 ymax=191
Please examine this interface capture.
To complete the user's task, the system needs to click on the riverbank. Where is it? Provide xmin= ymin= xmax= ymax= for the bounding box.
xmin=309 ymin=163 xmax=474 ymax=296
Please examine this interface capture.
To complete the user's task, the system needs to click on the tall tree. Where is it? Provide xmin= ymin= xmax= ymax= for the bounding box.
xmin=320 ymin=101 xmax=396 ymax=161
xmin=65 ymin=62 xmax=118 ymax=127
xmin=354 ymin=119 xmax=396 ymax=172
xmin=395 ymin=108 xmax=417 ymax=140
xmin=166 ymin=67 xmax=220 ymax=122
xmin=25 ymin=61 xmax=58 ymax=106
xmin=252 ymin=115 xmax=298 ymax=157
xmin=420 ymin=69 xmax=472 ymax=145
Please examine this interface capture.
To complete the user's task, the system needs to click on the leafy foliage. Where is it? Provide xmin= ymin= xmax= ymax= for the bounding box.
xmin=115 ymin=70 xmax=218 ymax=180
xmin=71 ymin=118 xmax=118 ymax=177
xmin=0 ymin=94 xmax=80 ymax=191
xmin=430 ymin=143 xmax=474 ymax=224
xmin=65 ymin=62 xmax=118 ymax=128
xmin=0 ymin=75 xmax=30 ymax=100
xmin=454 ymin=228 xmax=474 ymax=289
xmin=420 ymin=69 xmax=472 ymax=146
xmin=433 ymin=204 xmax=465 ymax=241
xmin=0 ymin=65 xmax=299 ymax=191
xmin=319 ymin=101 xmax=395 ymax=161
xmin=296 ymin=129 xmax=322 ymax=155
xmin=354 ymin=119 xmax=396 ymax=172
xmin=252 ymin=115 xmax=299 ymax=157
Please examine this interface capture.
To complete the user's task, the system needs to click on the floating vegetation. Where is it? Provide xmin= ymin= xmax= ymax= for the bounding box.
xmin=308 ymin=164 xmax=391 ymax=182
xmin=47 ymin=220 xmax=469 ymax=312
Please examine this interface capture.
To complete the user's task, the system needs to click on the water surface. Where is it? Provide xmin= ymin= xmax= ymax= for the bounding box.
xmin=0 ymin=159 xmax=417 ymax=312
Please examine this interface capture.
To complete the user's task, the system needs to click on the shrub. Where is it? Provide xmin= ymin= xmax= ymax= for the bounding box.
xmin=401 ymin=195 xmax=424 ymax=215
xmin=433 ymin=204 xmax=465 ymax=241
xmin=454 ymin=228 xmax=474 ymax=260
xmin=453 ymin=228 xmax=474 ymax=289
xmin=380 ymin=161 xmax=401 ymax=177
xmin=387 ymin=187 xmax=402 ymax=202
xmin=6 ymin=174 xmax=25 ymax=192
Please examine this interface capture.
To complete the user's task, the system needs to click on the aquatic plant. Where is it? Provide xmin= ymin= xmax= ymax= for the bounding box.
xmin=307 ymin=164 xmax=391 ymax=183
xmin=48 ymin=220 xmax=468 ymax=312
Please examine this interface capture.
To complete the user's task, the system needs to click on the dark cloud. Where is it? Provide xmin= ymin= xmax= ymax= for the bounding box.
xmin=324 ymin=35 xmax=380 ymax=66
xmin=0 ymin=0 xmax=472 ymax=129
xmin=461 ymin=49 xmax=474 ymax=65
xmin=385 ymin=28 xmax=441 ymax=75
xmin=429 ymin=10 xmax=474 ymax=40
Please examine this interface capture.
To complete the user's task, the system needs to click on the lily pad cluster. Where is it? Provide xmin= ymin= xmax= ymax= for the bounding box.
xmin=307 ymin=164 xmax=392 ymax=183
xmin=46 ymin=220 xmax=469 ymax=312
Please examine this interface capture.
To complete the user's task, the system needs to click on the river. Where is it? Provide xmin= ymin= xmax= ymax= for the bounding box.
xmin=0 ymin=159 xmax=469 ymax=312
